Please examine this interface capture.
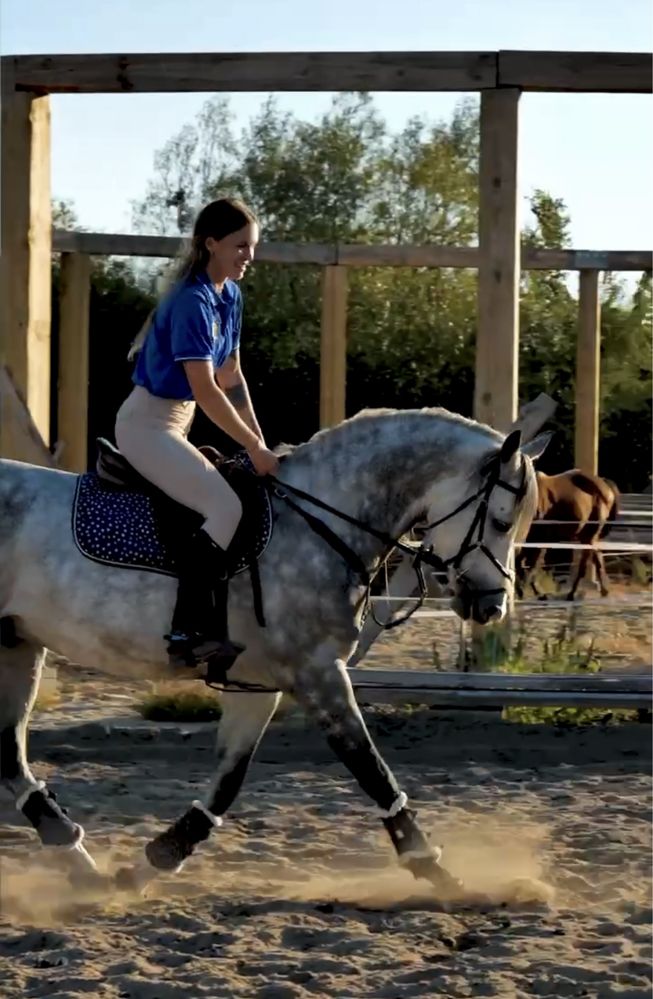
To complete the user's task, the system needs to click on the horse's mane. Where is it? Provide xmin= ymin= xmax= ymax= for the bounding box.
xmin=278 ymin=407 xmax=500 ymax=462
xmin=273 ymin=407 xmax=537 ymax=539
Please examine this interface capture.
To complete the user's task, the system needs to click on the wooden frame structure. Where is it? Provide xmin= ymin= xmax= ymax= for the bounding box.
xmin=1 ymin=50 xmax=651 ymax=471
xmin=48 ymin=232 xmax=650 ymax=472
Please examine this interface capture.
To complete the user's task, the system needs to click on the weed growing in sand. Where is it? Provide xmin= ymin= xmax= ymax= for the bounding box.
xmin=136 ymin=686 xmax=223 ymax=721
xmin=457 ymin=619 xmax=643 ymax=726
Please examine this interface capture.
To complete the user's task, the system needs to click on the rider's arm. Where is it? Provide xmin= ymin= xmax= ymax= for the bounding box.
xmin=183 ymin=360 xmax=260 ymax=452
xmin=172 ymin=289 xmax=277 ymax=474
xmin=169 ymin=290 xmax=256 ymax=450
xmin=215 ymin=350 xmax=264 ymax=445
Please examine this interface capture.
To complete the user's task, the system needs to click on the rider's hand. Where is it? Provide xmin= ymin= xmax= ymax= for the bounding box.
xmin=247 ymin=442 xmax=279 ymax=476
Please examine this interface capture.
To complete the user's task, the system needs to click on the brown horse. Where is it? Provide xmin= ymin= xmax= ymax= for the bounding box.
xmin=516 ymin=469 xmax=620 ymax=600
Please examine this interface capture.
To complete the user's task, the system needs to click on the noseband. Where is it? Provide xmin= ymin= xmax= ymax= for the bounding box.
xmin=265 ymin=454 xmax=527 ymax=630
xmin=422 ymin=454 xmax=528 ymax=595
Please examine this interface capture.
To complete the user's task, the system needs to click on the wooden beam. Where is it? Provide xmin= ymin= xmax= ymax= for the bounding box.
xmin=5 ymin=51 xmax=497 ymax=94
xmin=575 ymin=270 xmax=601 ymax=474
xmin=5 ymin=51 xmax=650 ymax=96
xmin=347 ymin=667 xmax=652 ymax=709
xmin=499 ymin=50 xmax=652 ymax=93
xmin=52 ymin=231 xmax=652 ymax=272
xmin=511 ymin=392 xmax=557 ymax=441
xmin=338 ymin=244 xmax=480 ymax=268
xmin=52 ymin=230 xmax=338 ymax=264
xmin=348 ymin=668 xmax=653 ymax=692
xmin=57 ymin=253 xmax=91 ymax=472
xmin=523 ymin=248 xmax=652 ymax=272
xmin=320 ymin=266 xmax=348 ymax=428
xmin=0 ymin=75 xmax=52 ymax=455
xmin=475 ymin=88 xmax=520 ymax=433
xmin=0 ymin=365 xmax=55 ymax=466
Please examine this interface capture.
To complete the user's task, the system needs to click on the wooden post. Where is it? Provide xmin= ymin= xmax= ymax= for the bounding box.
xmin=320 ymin=265 xmax=348 ymax=428
xmin=475 ymin=88 xmax=521 ymax=433
xmin=472 ymin=88 xmax=521 ymax=671
xmin=0 ymin=366 xmax=57 ymax=467
xmin=575 ymin=270 xmax=601 ymax=473
xmin=0 ymin=72 xmax=52 ymax=458
xmin=57 ymin=253 xmax=91 ymax=472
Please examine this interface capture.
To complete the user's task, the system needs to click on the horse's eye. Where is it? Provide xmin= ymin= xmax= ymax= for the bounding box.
xmin=493 ymin=519 xmax=511 ymax=534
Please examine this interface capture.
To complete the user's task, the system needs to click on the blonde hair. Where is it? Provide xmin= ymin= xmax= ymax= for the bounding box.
xmin=127 ymin=197 xmax=258 ymax=361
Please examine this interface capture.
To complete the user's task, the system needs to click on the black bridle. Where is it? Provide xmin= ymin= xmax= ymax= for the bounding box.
xmin=266 ymin=454 xmax=528 ymax=631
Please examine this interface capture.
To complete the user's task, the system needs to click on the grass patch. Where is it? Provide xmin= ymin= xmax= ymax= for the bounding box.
xmin=460 ymin=620 xmax=643 ymax=727
xmin=136 ymin=684 xmax=223 ymax=722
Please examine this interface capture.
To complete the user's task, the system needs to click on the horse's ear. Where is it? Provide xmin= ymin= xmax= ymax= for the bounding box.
xmin=521 ymin=430 xmax=554 ymax=463
xmin=499 ymin=430 xmax=521 ymax=464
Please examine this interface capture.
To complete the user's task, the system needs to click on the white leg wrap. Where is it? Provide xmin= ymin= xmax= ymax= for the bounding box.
xmin=380 ymin=791 xmax=408 ymax=819
xmin=69 ymin=839 xmax=96 ymax=868
xmin=15 ymin=780 xmax=45 ymax=812
xmin=192 ymin=800 xmax=223 ymax=828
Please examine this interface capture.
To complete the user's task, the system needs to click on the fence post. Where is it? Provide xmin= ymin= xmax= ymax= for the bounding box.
xmin=320 ymin=265 xmax=348 ymax=428
xmin=0 ymin=73 xmax=52 ymax=458
xmin=57 ymin=252 xmax=92 ymax=472
xmin=472 ymin=88 xmax=521 ymax=671
xmin=474 ymin=88 xmax=521 ymax=433
xmin=575 ymin=270 xmax=601 ymax=474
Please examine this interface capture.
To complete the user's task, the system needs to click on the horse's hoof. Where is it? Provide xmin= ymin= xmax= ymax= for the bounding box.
xmin=62 ymin=844 xmax=110 ymax=893
xmin=404 ymin=853 xmax=466 ymax=902
xmin=114 ymin=865 xmax=142 ymax=893
xmin=67 ymin=864 xmax=112 ymax=893
xmin=114 ymin=860 xmax=158 ymax=894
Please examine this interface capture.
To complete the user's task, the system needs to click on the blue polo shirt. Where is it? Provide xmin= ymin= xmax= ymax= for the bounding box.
xmin=133 ymin=271 xmax=242 ymax=400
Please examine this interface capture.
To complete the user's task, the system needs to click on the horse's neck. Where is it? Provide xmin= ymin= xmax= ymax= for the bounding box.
xmin=282 ymin=412 xmax=491 ymax=562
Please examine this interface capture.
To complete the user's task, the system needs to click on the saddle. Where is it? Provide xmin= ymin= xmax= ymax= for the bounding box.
xmin=72 ymin=440 xmax=273 ymax=637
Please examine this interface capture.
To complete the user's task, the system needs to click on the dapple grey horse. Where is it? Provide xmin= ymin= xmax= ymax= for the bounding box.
xmin=0 ymin=408 xmax=546 ymax=899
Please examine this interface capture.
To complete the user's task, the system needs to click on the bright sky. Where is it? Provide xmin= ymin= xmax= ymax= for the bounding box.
xmin=1 ymin=0 xmax=652 ymax=257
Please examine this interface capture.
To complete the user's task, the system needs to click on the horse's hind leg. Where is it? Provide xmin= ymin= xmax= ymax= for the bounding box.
xmin=118 ymin=689 xmax=281 ymax=889
xmin=0 ymin=641 xmax=98 ymax=877
xmin=291 ymin=656 xmax=463 ymax=899
xmin=593 ymin=548 xmax=610 ymax=596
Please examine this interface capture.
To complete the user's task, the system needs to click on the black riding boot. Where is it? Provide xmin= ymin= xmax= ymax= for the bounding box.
xmin=166 ymin=529 xmax=245 ymax=668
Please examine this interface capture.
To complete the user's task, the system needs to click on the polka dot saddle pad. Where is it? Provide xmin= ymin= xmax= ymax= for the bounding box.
xmin=72 ymin=453 xmax=273 ymax=578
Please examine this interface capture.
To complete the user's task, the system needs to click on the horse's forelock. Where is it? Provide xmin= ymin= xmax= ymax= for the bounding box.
xmin=514 ymin=457 xmax=539 ymax=542
xmin=472 ymin=448 xmax=538 ymax=543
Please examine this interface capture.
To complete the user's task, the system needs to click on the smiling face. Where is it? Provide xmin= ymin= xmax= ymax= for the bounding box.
xmin=205 ymin=221 xmax=260 ymax=284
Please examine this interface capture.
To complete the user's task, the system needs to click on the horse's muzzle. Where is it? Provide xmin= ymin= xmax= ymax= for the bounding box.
xmin=450 ymin=586 xmax=506 ymax=625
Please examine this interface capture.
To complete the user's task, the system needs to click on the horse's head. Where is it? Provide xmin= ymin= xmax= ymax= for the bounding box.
xmin=420 ymin=430 xmax=551 ymax=625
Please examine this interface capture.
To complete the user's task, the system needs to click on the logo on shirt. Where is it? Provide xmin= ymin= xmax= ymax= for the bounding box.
xmin=212 ymin=319 xmax=220 ymax=339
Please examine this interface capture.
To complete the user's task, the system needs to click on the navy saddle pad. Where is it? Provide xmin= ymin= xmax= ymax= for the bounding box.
xmin=72 ymin=453 xmax=273 ymax=577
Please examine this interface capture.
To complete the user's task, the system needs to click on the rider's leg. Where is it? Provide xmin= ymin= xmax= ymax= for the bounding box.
xmin=115 ymin=388 xmax=243 ymax=663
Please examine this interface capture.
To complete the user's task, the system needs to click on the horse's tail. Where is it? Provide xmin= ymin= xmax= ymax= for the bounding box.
xmin=599 ymin=477 xmax=620 ymax=539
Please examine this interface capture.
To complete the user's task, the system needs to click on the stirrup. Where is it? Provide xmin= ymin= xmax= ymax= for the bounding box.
xmin=165 ymin=633 xmax=236 ymax=668
xmin=205 ymin=643 xmax=246 ymax=687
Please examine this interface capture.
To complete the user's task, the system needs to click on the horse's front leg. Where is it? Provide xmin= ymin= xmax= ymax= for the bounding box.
xmin=291 ymin=655 xmax=463 ymax=899
xmin=117 ymin=688 xmax=281 ymax=890
xmin=566 ymin=547 xmax=591 ymax=600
